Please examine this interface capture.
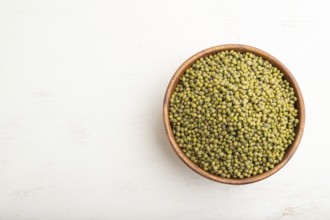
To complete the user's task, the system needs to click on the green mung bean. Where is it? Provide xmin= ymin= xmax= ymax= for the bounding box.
xmin=169 ymin=50 xmax=299 ymax=179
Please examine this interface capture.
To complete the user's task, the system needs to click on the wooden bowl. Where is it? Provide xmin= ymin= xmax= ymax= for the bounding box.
xmin=163 ymin=44 xmax=305 ymax=184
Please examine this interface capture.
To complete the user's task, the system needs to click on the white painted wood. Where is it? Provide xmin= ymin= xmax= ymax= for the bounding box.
xmin=0 ymin=0 xmax=329 ymax=219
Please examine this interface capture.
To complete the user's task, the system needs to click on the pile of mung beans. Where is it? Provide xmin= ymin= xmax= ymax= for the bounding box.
xmin=169 ymin=50 xmax=299 ymax=178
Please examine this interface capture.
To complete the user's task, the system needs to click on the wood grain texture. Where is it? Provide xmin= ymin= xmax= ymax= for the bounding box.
xmin=163 ymin=44 xmax=305 ymax=185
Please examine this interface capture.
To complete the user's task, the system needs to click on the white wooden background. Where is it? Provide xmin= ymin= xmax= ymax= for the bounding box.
xmin=0 ymin=0 xmax=329 ymax=219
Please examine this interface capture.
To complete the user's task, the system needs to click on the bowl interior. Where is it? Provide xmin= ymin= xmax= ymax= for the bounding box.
xmin=163 ymin=44 xmax=305 ymax=184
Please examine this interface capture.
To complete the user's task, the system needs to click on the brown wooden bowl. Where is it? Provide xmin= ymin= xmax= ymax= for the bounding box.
xmin=163 ymin=44 xmax=305 ymax=185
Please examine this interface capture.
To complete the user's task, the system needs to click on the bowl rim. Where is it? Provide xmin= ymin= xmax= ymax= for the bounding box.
xmin=163 ymin=44 xmax=305 ymax=185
